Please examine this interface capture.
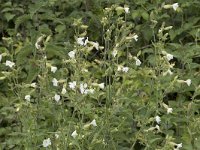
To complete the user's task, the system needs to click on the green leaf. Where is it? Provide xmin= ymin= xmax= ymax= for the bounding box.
xmin=46 ymin=44 xmax=66 ymax=58
xmin=26 ymin=63 xmax=40 ymax=83
xmin=4 ymin=13 xmax=15 ymax=22
xmin=16 ymin=44 xmax=33 ymax=66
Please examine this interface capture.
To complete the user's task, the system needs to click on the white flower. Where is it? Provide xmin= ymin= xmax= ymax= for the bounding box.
xmin=71 ymin=130 xmax=78 ymax=138
xmin=112 ymin=49 xmax=118 ymax=57
xmin=82 ymin=68 xmax=88 ymax=72
xmin=117 ymin=66 xmax=122 ymax=71
xmin=5 ymin=60 xmax=15 ymax=68
xmin=172 ymin=3 xmax=179 ymax=11
xmin=80 ymin=83 xmax=85 ymax=94
xmin=135 ymin=58 xmax=141 ymax=66
xmin=68 ymin=50 xmax=76 ymax=59
xmin=90 ymin=119 xmax=97 ymax=127
xmin=55 ymin=134 xmax=59 ymax=139
xmin=25 ymin=95 xmax=31 ymax=102
xmin=30 ymin=82 xmax=37 ymax=88
xmin=77 ymin=37 xmax=88 ymax=46
xmin=35 ymin=42 xmax=40 ymax=50
xmin=133 ymin=34 xmax=138 ymax=41
xmin=85 ymin=89 xmax=94 ymax=94
xmin=176 ymin=143 xmax=182 ymax=149
xmin=61 ymin=87 xmax=67 ymax=94
xmin=167 ymin=107 xmax=173 ymax=114
xmin=80 ymin=83 xmax=88 ymax=94
xmin=155 ymin=116 xmax=161 ymax=124
xmin=124 ymin=7 xmax=130 ymax=14
xmin=93 ymin=42 xmax=99 ymax=50
xmin=122 ymin=67 xmax=129 ymax=73
xmin=163 ymin=69 xmax=173 ymax=76
xmin=52 ymin=78 xmax=58 ymax=87
xmin=155 ymin=125 xmax=160 ymax=131
xmin=42 ymin=138 xmax=51 ymax=148
xmin=185 ymin=79 xmax=191 ymax=86
xmin=77 ymin=37 xmax=84 ymax=45
xmin=98 ymin=83 xmax=105 ymax=89
xmin=69 ymin=81 xmax=76 ymax=90
xmin=166 ymin=53 xmax=173 ymax=61
xmin=0 ymin=54 xmax=2 ymax=62
xmin=35 ymin=35 xmax=45 ymax=50
xmin=51 ymin=66 xmax=57 ymax=73
xmin=173 ymin=142 xmax=183 ymax=150
xmin=158 ymin=28 xmax=163 ymax=33
xmin=54 ymin=94 xmax=60 ymax=102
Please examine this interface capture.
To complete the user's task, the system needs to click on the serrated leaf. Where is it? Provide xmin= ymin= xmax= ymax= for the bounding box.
xmin=4 ymin=13 xmax=15 ymax=22
xmin=16 ymin=44 xmax=33 ymax=66
xmin=46 ymin=44 xmax=65 ymax=58
xmin=26 ymin=63 xmax=40 ymax=83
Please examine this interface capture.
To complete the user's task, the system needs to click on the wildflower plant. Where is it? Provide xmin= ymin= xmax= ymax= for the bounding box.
xmin=0 ymin=0 xmax=200 ymax=150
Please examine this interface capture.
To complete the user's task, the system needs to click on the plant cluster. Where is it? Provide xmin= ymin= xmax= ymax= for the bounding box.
xmin=0 ymin=0 xmax=200 ymax=149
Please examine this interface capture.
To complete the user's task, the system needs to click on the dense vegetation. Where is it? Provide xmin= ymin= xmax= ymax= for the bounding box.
xmin=0 ymin=0 xmax=200 ymax=149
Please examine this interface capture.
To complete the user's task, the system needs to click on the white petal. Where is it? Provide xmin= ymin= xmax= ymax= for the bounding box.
xmin=185 ymin=79 xmax=191 ymax=86
xmin=166 ymin=53 xmax=173 ymax=61
xmin=167 ymin=108 xmax=173 ymax=114
xmin=77 ymin=37 xmax=88 ymax=46
xmin=25 ymin=95 xmax=31 ymax=101
xmin=51 ymin=66 xmax=57 ymax=73
xmin=71 ymin=130 xmax=78 ymax=138
xmin=87 ymin=89 xmax=94 ymax=94
xmin=177 ymin=143 xmax=182 ymax=148
xmin=77 ymin=37 xmax=84 ymax=45
xmin=69 ymin=81 xmax=76 ymax=89
xmin=5 ymin=60 xmax=15 ymax=68
xmin=135 ymin=58 xmax=141 ymax=66
xmin=163 ymin=69 xmax=173 ymax=76
xmin=155 ymin=125 xmax=160 ymax=131
xmin=42 ymin=138 xmax=51 ymax=147
xmin=80 ymin=83 xmax=85 ymax=94
xmin=172 ymin=3 xmax=179 ymax=11
xmin=93 ymin=42 xmax=99 ymax=50
xmin=90 ymin=119 xmax=97 ymax=127
xmin=52 ymin=78 xmax=58 ymax=87
xmin=0 ymin=54 xmax=2 ymax=62
xmin=68 ymin=50 xmax=76 ymax=59
xmin=122 ymin=67 xmax=129 ymax=73
xmin=54 ymin=94 xmax=60 ymax=102
xmin=98 ymin=83 xmax=105 ymax=89
xmin=61 ymin=88 xmax=67 ymax=94
xmin=155 ymin=116 xmax=161 ymax=124
xmin=124 ymin=7 xmax=130 ymax=13
xmin=112 ymin=49 xmax=118 ymax=57
xmin=133 ymin=34 xmax=138 ymax=41
xmin=55 ymin=134 xmax=59 ymax=139
xmin=117 ymin=66 xmax=122 ymax=71
xmin=30 ymin=82 xmax=37 ymax=88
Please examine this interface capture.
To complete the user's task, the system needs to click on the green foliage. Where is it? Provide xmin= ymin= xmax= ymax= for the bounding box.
xmin=0 ymin=0 xmax=200 ymax=150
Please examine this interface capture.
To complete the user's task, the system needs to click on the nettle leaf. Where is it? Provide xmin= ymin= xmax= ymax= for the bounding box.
xmin=55 ymin=24 xmax=66 ymax=33
xmin=46 ymin=44 xmax=66 ymax=58
xmin=169 ymin=17 xmax=200 ymax=40
xmin=26 ymin=63 xmax=40 ymax=83
xmin=4 ymin=13 xmax=15 ymax=22
xmin=28 ymin=1 xmax=48 ymax=18
xmin=15 ymin=14 xmax=31 ymax=30
xmin=1 ymin=7 xmax=13 ymax=13
xmin=16 ymin=44 xmax=33 ymax=66
xmin=141 ymin=10 xmax=149 ymax=21
xmin=38 ymin=24 xmax=52 ymax=35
